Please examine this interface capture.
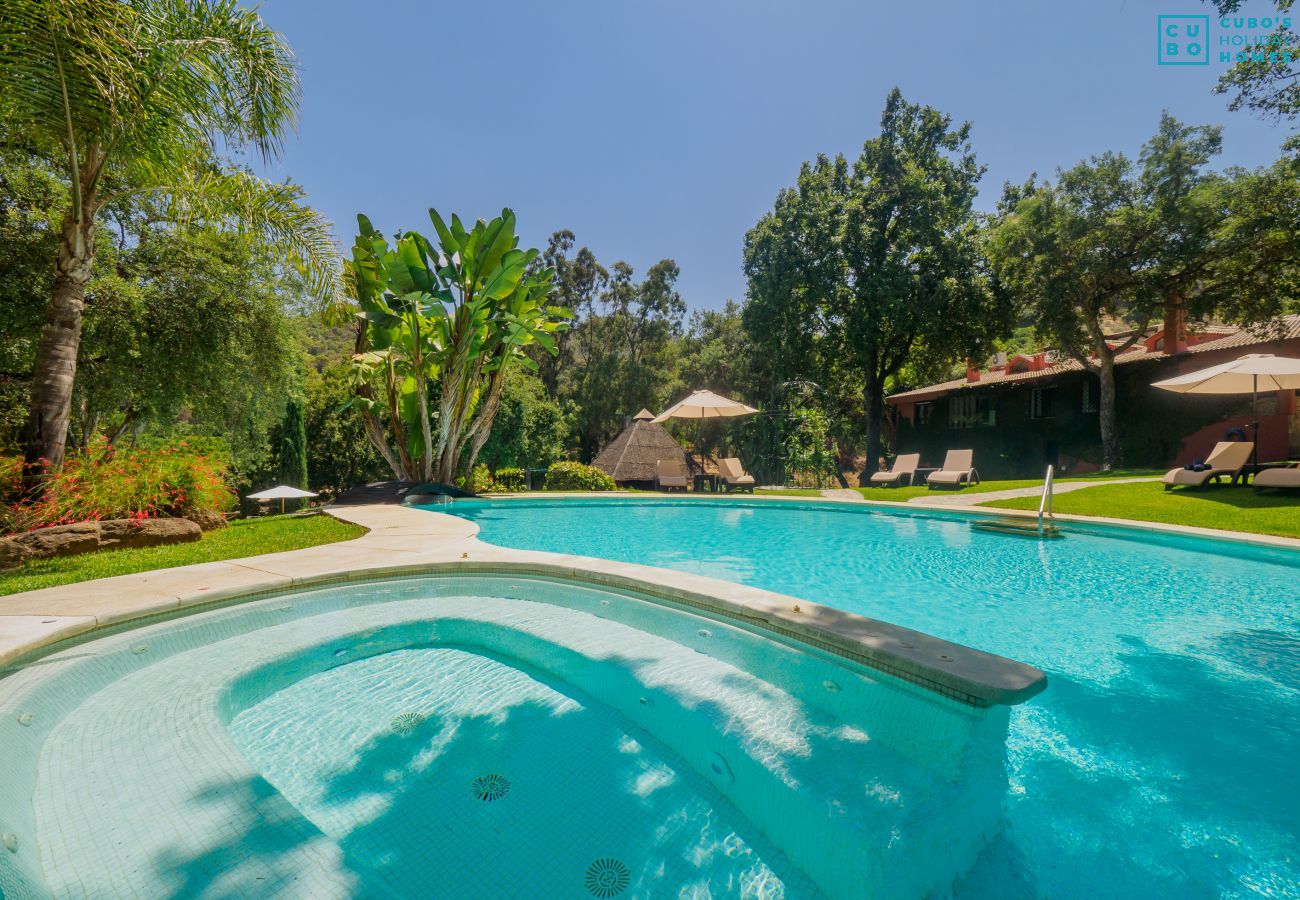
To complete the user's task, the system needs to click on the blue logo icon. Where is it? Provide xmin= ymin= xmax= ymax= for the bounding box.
xmin=1158 ymin=15 xmax=1210 ymax=64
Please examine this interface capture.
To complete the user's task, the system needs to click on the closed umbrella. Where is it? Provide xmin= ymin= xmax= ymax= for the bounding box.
xmin=653 ymin=390 xmax=758 ymax=483
xmin=1152 ymin=353 xmax=1300 ymax=469
xmin=246 ymin=485 xmax=318 ymax=514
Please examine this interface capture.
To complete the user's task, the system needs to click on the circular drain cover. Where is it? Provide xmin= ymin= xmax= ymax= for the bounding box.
xmin=584 ymin=858 xmax=630 ymax=897
xmin=471 ymin=773 xmax=510 ymax=802
xmin=390 ymin=712 xmax=424 ymax=736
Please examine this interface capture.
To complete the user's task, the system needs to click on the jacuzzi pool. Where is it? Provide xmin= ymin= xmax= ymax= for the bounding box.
xmin=441 ymin=496 xmax=1300 ymax=898
xmin=0 ymin=572 xmax=1026 ymax=898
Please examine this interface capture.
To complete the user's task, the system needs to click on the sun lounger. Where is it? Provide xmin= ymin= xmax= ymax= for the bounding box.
xmin=1252 ymin=463 xmax=1300 ymax=492
xmin=869 ymin=453 xmax=921 ymax=487
xmin=926 ymin=450 xmax=979 ymax=489
xmin=718 ymin=457 xmax=756 ymax=492
xmin=1162 ymin=441 xmax=1254 ymax=490
xmin=655 ymin=458 xmax=689 ymax=491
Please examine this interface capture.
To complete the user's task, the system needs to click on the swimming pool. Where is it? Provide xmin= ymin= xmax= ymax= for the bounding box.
xmin=0 ymin=571 xmax=1020 ymax=898
xmin=444 ymin=496 xmax=1300 ymax=898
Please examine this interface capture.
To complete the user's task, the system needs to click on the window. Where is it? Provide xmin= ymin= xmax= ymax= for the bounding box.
xmin=1030 ymin=386 xmax=1057 ymax=419
xmin=949 ymin=394 xmax=977 ymax=428
xmin=948 ymin=394 xmax=995 ymax=428
xmin=916 ymin=402 xmax=934 ymax=426
xmin=1081 ymin=379 xmax=1098 ymax=413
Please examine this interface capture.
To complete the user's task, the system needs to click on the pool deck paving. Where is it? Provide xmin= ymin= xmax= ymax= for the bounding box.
xmin=3 ymin=488 xmax=1297 ymax=706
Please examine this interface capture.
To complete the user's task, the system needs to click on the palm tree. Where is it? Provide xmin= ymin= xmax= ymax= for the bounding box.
xmin=0 ymin=0 xmax=340 ymax=485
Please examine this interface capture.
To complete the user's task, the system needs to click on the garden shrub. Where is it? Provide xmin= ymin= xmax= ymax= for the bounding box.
xmin=459 ymin=463 xmax=495 ymax=495
xmin=492 ymin=467 xmax=527 ymax=492
xmin=544 ymin=461 xmax=616 ymax=491
xmin=3 ymin=441 xmax=236 ymax=533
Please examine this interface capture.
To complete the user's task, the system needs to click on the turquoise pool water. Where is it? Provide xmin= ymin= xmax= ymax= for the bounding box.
xmin=1 ymin=573 xmax=1008 ymax=898
xmin=444 ymin=497 xmax=1300 ymax=898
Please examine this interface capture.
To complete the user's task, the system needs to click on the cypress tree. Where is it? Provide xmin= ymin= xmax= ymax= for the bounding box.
xmin=279 ymin=398 xmax=309 ymax=508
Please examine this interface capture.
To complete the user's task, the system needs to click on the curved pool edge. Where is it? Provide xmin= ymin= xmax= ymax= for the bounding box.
xmin=485 ymin=489 xmax=1300 ymax=552
xmin=0 ymin=502 xmax=1045 ymax=709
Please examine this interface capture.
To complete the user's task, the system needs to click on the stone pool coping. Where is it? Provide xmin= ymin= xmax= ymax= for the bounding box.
xmin=0 ymin=501 xmax=1050 ymax=708
xmin=500 ymin=490 xmax=1300 ymax=552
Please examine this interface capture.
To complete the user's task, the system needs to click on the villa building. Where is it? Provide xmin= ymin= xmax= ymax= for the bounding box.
xmin=887 ymin=314 xmax=1300 ymax=479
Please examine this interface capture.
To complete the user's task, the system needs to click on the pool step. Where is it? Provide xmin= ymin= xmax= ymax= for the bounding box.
xmin=971 ymin=519 xmax=1063 ymax=539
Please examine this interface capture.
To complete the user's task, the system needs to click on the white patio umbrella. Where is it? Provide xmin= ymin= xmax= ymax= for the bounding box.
xmin=1152 ymin=353 xmax=1300 ymax=468
xmin=652 ymin=389 xmax=759 ymax=422
xmin=246 ymin=485 xmax=318 ymax=514
xmin=653 ymin=390 xmax=758 ymax=478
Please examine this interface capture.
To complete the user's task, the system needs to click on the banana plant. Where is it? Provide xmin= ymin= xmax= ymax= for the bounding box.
xmin=348 ymin=208 xmax=569 ymax=484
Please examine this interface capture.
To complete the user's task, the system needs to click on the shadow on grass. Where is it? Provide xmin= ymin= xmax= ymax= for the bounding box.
xmin=1161 ymin=485 xmax=1300 ymax=510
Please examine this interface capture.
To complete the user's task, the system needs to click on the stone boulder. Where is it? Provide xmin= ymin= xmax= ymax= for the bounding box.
xmin=0 ymin=537 xmax=32 ymax=569
xmin=183 ymin=509 xmax=228 ymax=532
xmin=0 ymin=517 xmax=202 ymax=569
xmin=14 ymin=521 xmax=101 ymax=559
xmin=99 ymin=518 xmax=201 ymax=549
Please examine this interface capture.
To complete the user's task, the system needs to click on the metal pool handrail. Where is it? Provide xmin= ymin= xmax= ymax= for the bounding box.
xmin=1038 ymin=464 xmax=1055 ymax=533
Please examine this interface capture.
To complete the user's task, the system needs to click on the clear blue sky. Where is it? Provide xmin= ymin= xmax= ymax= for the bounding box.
xmin=250 ymin=0 xmax=1289 ymax=310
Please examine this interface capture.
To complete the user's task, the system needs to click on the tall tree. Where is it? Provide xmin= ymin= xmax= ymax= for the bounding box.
xmin=278 ymin=398 xmax=308 ymax=490
xmin=987 ymin=154 xmax=1151 ymax=470
xmin=534 ymin=231 xmax=687 ymax=461
xmin=988 ymin=114 xmax=1295 ymax=469
xmin=0 ymin=0 xmax=340 ymax=484
xmin=745 ymin=89 xmax=1007 ymax=478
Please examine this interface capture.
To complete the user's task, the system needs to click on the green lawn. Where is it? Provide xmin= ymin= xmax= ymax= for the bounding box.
xmin=0 ymin=514 xmax=367 ymax=597
xmin=983 ymin=481 xmax=1300 ymax=539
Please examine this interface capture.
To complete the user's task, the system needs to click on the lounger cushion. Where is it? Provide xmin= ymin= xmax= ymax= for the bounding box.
xmin=1253 ymin=467 xmax=1300 ymax=489
xmin=724 ymin=474 xmax=755 ymax=485
xmin=926 ymin=470 xmax=970 ymax=485
xmin=1163 ymin=468 xmax=1217 ymax=486
xmin=869 ymin=471 xmax=906 ymax=484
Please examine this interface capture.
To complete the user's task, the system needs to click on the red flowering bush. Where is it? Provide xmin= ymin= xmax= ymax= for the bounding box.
xmin=2 ymin=441 xmax=236 ymax=534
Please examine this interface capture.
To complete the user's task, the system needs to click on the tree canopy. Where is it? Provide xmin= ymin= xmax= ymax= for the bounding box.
xmin=0 ymin=0 xmax=340 ymax=484
xmin=745 ymin=88 xmax=1010 ymax=477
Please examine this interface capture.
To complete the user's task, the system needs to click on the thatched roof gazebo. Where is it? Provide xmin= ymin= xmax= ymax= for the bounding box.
xmin=592 ymin=409 xmax=693 ymax=487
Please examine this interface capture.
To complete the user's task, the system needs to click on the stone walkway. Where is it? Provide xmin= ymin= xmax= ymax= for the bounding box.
xmin=907 ymin=476 xmax=1162 ymax=507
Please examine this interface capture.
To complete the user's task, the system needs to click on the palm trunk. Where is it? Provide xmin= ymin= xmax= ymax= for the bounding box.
xmin=463 ymin=366 xmax=509 ymax=477
xmin=413 ymin=368 xmax=434 ymax=483
xmin=23 ymin=207 xmax=98 ymax=486
xmin=351 ymin=325 xmax=406 ymax=480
